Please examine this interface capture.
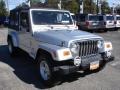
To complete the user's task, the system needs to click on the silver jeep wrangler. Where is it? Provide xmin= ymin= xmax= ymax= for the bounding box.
xmin=8 ymin=7 xmax=114 ymax=85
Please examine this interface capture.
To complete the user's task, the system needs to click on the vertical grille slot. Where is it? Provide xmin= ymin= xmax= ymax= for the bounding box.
xmin=79 ymin=40 xmax=98 ymax=57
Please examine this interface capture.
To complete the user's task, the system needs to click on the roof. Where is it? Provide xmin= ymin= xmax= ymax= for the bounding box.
xmin=115 ymin=15 xmax=120 ymax=16
xmin=105 ymin=14 xmax=114 ymax=16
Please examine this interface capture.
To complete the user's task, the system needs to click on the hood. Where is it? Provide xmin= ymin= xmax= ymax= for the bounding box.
xmin=34 ymin=29 xmax=103 ymax=47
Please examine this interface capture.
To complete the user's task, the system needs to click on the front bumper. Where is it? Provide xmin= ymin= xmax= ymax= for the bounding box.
xmin=116 ymin=24 xmax=120 ymax=28
xmin=53 ymin=54 xmax=114 ymax=75
xmin=106 ymin=25 xmax=115 ymax=29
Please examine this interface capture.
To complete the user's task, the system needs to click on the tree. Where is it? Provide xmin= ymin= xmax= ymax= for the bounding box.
xmin=0 ymin=0 xmax=8 ymax=16
xmin=63 ymin=0 xmax=79 ymax=13
xmin=47 ymin=0 xmax=57 ymax=8
xmin=101 ymin=1 xmax=111 ymax=14
xmin=115 ymin=5 xmax=120 ymax=14
xmin=30 ymin=0 xmax=57 ymax=8
xmin=83 ymin=0 xmax=96 ymax=14
xmin=30 ymin=0 xmax=79 ymax=13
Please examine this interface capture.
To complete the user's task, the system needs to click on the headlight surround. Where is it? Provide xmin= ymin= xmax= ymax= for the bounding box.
xmin=97 ymin=40 xmax=103 ymax=48
xmin=70 ymin=42 xmax=79 ymax=55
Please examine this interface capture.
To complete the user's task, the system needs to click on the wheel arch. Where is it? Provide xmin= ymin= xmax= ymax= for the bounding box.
xmin=35 ymin=48 xmax=54 ymax=63
xmin=7 ymin=32 xmax=19 ymax=47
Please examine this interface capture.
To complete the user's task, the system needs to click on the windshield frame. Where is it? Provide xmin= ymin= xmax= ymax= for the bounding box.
xmin=30 ymin=9 xmax=73 ymax=25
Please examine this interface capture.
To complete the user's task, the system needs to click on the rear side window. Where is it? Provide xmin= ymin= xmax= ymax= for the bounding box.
xmin=9 ymin=11 xmax=19 ymax=30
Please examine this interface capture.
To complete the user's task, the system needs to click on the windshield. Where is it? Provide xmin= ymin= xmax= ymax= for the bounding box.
xmin=117 ymin=16 xmax=120 ymax=20
xmin=32 ymin=10 xmax=73 ymax=25
xmin=89 ymin=15 xmax=98 ymax=21
xmin=106 ymin=16 xmax=114 ymax=20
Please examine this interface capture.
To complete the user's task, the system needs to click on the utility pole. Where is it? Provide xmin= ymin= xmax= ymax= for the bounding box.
xmin=6 ymin=0 xmax=9 ymax=12
xmin=97 ymin=0 xmax=99 ymax=14
xmin=26 ymin=0 xmax=31 ymax=7
xmin=58 ymin=0 xmax=62 ymax=9
xmin=113 ymin=3 xmax=115 ymax=14
xmin=90 ymin=0 xmax=92 ymax=13
xmin=99 ymin=0 xmax=102 ymax=14
xmin=79 ymin=0 xmax=83 ymax=14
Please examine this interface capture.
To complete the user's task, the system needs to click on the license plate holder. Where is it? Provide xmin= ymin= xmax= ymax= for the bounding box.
xmin=90 ymin=61 xmax=99 ymax=70
xmin=92 ymin=23 xmax=97 ymax=25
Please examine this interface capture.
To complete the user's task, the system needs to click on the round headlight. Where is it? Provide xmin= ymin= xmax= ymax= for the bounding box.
xmin=97 ymin=40 xmax=103 ymax=48
xmin=70 ymin=43 xmax=79 ymax=54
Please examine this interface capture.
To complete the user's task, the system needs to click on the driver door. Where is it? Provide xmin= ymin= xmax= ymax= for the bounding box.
xmin=18 ymin=11 xmax=31 ymax=53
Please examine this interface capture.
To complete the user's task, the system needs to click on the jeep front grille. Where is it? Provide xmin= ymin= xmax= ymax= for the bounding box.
xmin=79 ymin=40 xmax=98 ymax=57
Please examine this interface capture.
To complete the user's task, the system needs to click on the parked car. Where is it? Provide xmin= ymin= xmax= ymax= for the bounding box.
xmin=103 ymin=14 xmax=115 ymax=30
xmin=97 ymin=14 xmax=106 ymax=31
xmin=76 ymin=14 xmax=104 ymax=32
xmin=114 ymin=15 xmax=120 ymax=30
xmin=8 ymin=7 xmax=114 ymax=86
xmin=0 ymin=16 xmax=6 ymax=25
xmin=4 ymin=16 xmax=9 ymax=26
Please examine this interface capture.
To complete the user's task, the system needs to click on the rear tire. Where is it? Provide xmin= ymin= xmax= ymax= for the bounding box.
xmin=8 ymin=38 xmax=17 ymax=56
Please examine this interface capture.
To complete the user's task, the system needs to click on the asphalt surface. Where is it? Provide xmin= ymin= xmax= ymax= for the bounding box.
xmin=0 ymin=28 xmax=120 ymax=90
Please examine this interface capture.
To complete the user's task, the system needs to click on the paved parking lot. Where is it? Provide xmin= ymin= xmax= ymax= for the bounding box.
xmin=0 ymin=28 xmax=120 ymax=90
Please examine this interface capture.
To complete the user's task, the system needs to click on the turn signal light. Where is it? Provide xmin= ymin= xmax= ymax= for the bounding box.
xmin=63 ymin=51 xmax=70 ymax=56
xmin=86 ymin=21 xmax=89 ymax=26
xmin=105 ymin=44 xmax=111 ymax=49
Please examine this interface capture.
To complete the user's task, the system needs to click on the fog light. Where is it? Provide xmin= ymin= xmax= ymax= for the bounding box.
xmin=106 ymin=51 xmax=112 ymax=57
xmin=74 ymin=56 xmax=81 ymax=66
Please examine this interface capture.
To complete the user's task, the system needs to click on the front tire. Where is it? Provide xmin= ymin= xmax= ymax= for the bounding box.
xmin=37 ymin=53 xmax=54 ymax=86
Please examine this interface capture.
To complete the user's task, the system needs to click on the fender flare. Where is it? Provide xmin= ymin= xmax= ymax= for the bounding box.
xmin=35 ymin=43 xmax=72 ymax=61
xmin=8 ymin=32 xmax=19 ymax=47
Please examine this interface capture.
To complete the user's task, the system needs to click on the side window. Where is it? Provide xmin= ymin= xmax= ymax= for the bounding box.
xmin=20 ymin=12 xmax=29 ymax=32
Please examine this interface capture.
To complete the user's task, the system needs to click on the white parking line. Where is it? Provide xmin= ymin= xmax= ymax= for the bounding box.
xmin=111 ymin=61 xmax=120 ymax=66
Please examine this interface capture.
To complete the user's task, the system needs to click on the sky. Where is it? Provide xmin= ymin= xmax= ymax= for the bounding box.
xmin=109 ymin=0 xmax=120 ymax=6
xmin=5 ymin=0 xmax=26 ymax=10
xmin=5 ymin=0 xmax=120 ymax=10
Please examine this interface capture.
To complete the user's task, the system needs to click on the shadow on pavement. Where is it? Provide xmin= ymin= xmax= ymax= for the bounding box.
xmin=0 ymin=45 xmax=101 ymax=89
